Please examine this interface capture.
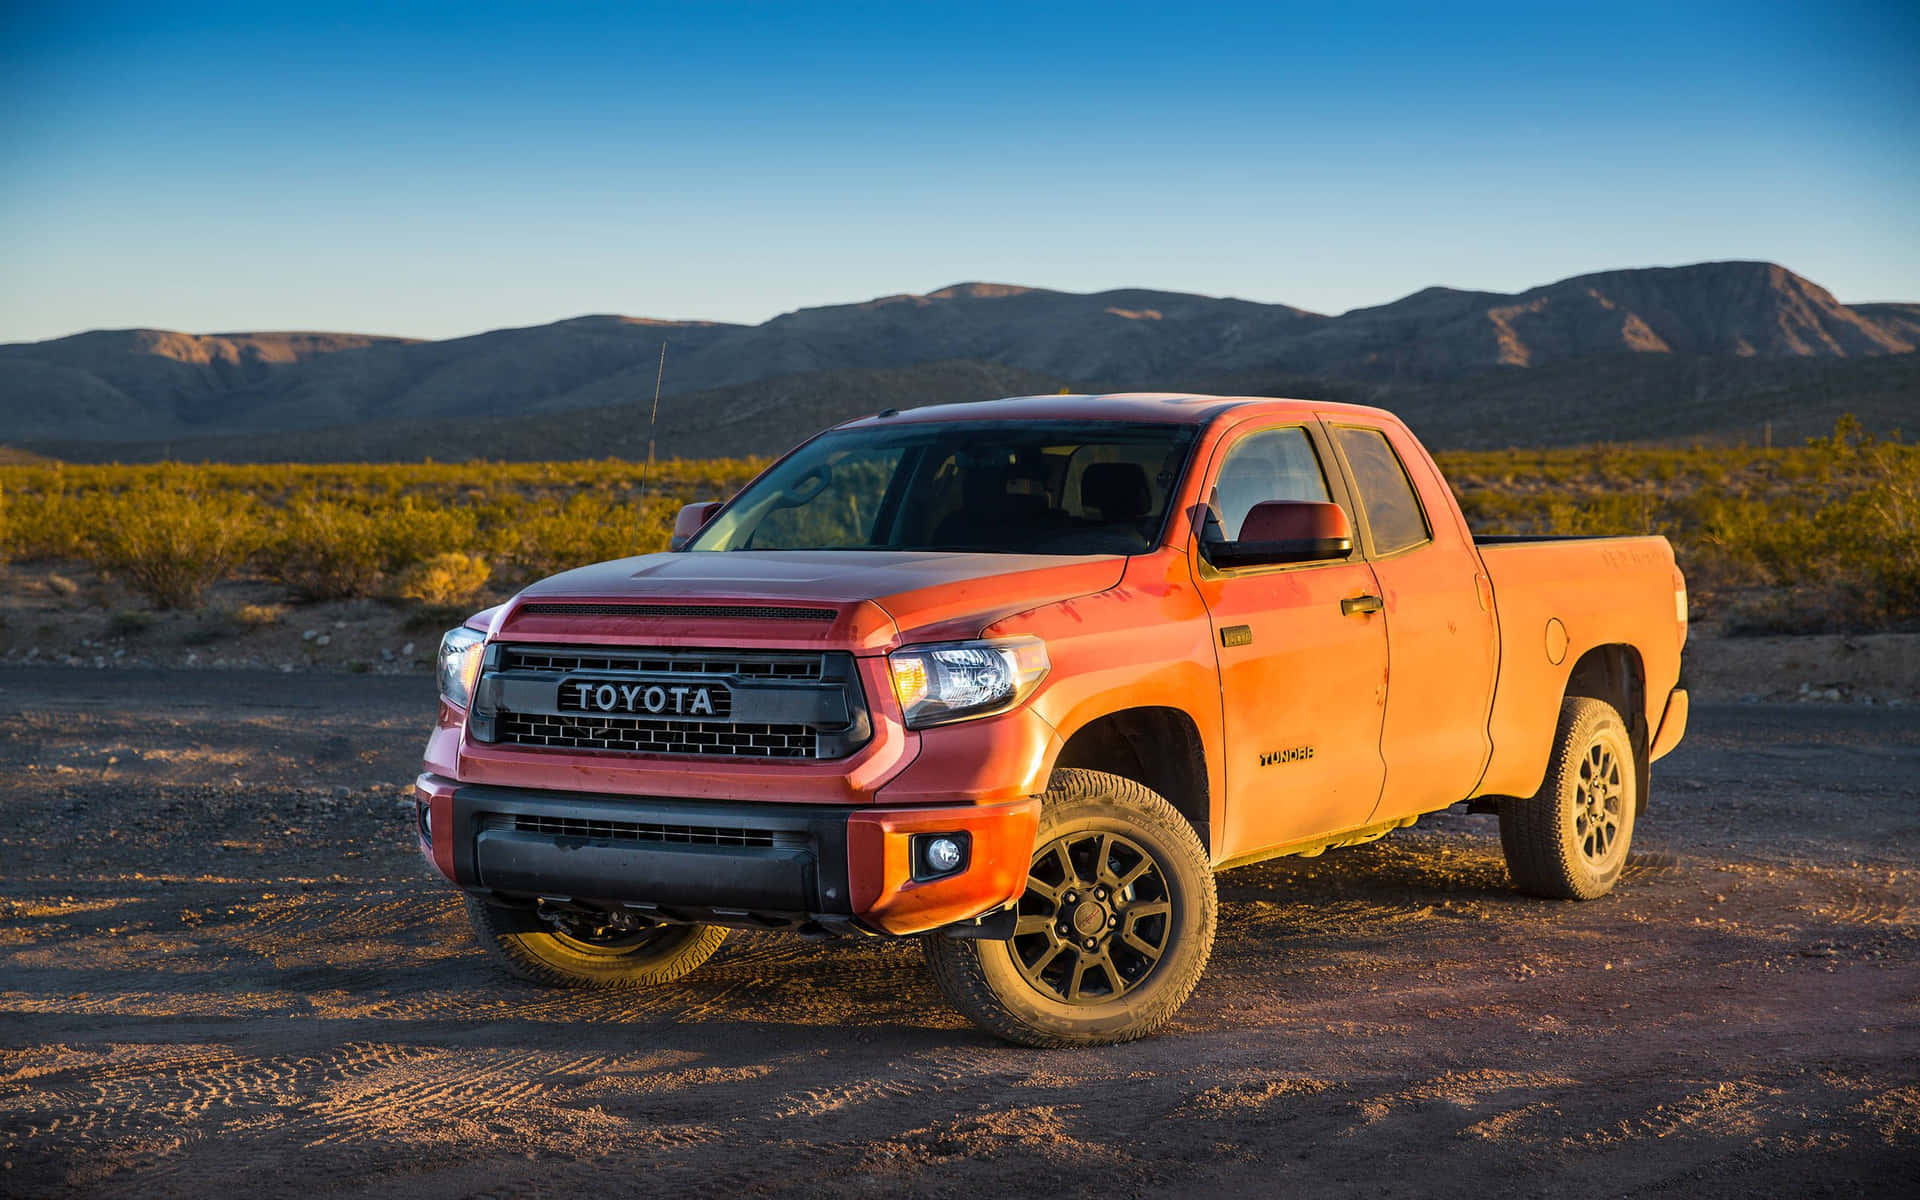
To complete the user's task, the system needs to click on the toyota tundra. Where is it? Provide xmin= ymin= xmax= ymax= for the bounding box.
xmin=413 ymin=394 xmax=1689 ymax=1046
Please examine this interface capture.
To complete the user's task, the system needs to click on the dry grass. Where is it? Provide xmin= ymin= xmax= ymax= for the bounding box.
xmin=0 ymin=457 xmax=762 ymax=612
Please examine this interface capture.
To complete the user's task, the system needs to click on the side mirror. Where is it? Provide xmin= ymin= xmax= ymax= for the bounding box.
xmin=1206 ymin=500 xmax=1353 ymax=569
xmin=669 ymin=501 xmax=723 ymax=551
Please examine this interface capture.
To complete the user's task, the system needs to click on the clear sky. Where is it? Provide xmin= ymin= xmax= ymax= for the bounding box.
xmin=2 ymin=0 xmax=1915 ymax=343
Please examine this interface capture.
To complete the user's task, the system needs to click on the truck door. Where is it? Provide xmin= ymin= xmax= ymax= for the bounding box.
xmin=1190 ymin=422 xmax=1391 ymax=861
xmin=1324 ymin=421 xmax=1498 ymax=823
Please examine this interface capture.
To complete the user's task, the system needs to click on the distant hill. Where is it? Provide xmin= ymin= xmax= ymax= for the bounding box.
xmin=1 ymin=260 xmax=1913 ymax=454
xmin=31 ymin=360 xmax=1076 ymax=463
xmin=30 ymin=352 xmax=1920 ymax=464
xmin=0 ymin=330 xmax=421 ymax=439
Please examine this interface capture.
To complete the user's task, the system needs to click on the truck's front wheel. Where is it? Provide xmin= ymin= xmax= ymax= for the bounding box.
xmin=464 ymin=897 xmax=728 ymax=989
xmin=923 ymin=768 xmax=1216 ymax=1047
xmin=1500 ymin=696 xmax=1638 ymax=899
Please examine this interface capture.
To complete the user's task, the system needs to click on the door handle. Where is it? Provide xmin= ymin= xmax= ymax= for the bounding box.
xmin=1341 ymin=594 xmax=1383 ymax=616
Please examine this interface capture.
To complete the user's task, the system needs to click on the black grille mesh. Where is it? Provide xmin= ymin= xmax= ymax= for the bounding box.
xmin=484 ymin=812 xmax=794 ymax=849
xmin=499 ymin=646 xmax=823 ymax=680
xmin=519 ymin=603 xmax=834 ymax=621
xmin=496 ymin=713 xmax=818 ymax=759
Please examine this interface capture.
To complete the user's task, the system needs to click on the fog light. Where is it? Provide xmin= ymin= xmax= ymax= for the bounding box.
xmin=926 ymin=837 xmax=963 ymax=872
xmin=912 ymin=832 xmax=970 ymax=880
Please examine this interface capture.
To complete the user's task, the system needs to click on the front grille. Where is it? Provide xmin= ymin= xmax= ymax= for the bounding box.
xmin=518 ymin=602 xmax=835 ymax=622
xmin=483 ymin=812 xmax=798 ymax=849
xmin=499 ymin=645 xmax=823 ymax=681
xmin=496 ymin=712 xmax=819 ymax=759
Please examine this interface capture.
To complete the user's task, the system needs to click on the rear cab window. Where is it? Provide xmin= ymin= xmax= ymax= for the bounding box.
xmin=1331 ymin=425 xmax=1432 ymax=556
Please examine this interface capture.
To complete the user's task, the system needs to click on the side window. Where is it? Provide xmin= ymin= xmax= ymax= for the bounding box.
xmin=748 ymin=445 xmax=905 ymax=548
xmin=1211 ymin=426 xmax=1331 ymax=539
xmin=1333 ymin=426 xmax=1431 ymax=555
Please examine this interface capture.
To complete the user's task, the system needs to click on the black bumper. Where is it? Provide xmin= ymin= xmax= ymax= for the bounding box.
xmin=448 ymin=783 xmax=856 ymax=923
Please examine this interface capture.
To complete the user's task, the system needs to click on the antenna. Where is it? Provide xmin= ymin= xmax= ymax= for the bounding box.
xmin=638 ymin=341 xmax=667 ymax=503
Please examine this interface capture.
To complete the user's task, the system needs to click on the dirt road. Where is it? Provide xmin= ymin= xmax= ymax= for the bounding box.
xmin=1 ymin=667 xmax=1914 ymax=1197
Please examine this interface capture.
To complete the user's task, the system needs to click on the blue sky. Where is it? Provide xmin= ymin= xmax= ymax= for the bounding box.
xmin=1 ymin=1 xmax=1915 ymax=342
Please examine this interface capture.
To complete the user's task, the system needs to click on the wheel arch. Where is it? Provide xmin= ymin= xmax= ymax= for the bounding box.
xmin=1049 ymin=706 xmax=1213 ymax=856
xmin=1561 ymin=642 xmax=1651 ymax=812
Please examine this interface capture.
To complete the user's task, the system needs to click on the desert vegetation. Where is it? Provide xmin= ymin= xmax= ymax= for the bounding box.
xmin=1443 ymin=417 xmax=1919 ymax=633
xmin=0 ymin=419 xmax=1912 ymax=632
xmin=0 ymin=458 xmax=764 ymax=611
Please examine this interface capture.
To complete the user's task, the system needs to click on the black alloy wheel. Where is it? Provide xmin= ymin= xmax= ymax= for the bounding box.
xmin=1011 ymin=830 xmax=1173 ymax=1003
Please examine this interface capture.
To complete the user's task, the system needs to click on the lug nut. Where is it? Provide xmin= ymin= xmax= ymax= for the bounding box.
xmin=1108 ymin=915 xmax=1118 ymax=927
xmin=1083 ymin=938 xmax=1097 ymax=949
xmin=1094 ymin=887 xmax=1106 ymax=900
xmin=1064 ymin=891 xmax=1077 ymax=903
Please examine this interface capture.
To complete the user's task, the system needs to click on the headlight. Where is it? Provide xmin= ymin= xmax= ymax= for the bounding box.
xmin=437 ymin=626 xmax=486 ymax=708
xmin=888 ymin=637 xmax=1049 ymax=729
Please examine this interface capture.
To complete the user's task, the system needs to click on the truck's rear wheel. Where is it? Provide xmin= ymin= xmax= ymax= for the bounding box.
xmin=464 ymin=896 xmax=728 ymax=988
xmin=1500 ymin=697 xmax=1637 ymax=900
xmin=923 ymin=768 xmax=1216 ymax=1047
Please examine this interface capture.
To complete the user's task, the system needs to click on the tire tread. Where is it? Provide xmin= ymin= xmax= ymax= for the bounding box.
xmin=1500 ymin=697 xmax=1633 ymax=900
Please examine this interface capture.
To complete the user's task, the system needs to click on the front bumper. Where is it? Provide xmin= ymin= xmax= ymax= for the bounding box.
xmin=414 ymin=774 xmax=1039 ymax=936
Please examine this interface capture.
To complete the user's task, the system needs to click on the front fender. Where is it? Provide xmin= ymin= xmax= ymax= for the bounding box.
xmin=981 ymin=549 xmax=1225 ymax=839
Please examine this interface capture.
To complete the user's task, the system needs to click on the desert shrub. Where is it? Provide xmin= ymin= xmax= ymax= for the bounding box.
xmin=1806 ymin=439 xmax=1920 ymax=626
xmin=231 ymin=603 xmax=287 ymax=627
xmin=259 ymin=499 xmax=479 ymax=601
xmin=500 ymin=494 xmax=664 ymax=583
xmin=392 ymin=552 xmax=491 ymax=605
xmin=378 ymin=500 xmax=480 ymax=575
xmin=258 ymin=502 xmax=387 ymax=601
xmin=0 ymin=455 xmax=752 ymax=605
xmin=2 ymin=487 xmax=98 ymax=561
xmin=94 ymin=487 xmax=256 ymax=609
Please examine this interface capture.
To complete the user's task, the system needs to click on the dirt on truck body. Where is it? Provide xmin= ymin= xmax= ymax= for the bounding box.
xmin=416 ymin=393 xmax=1690 ymax=1045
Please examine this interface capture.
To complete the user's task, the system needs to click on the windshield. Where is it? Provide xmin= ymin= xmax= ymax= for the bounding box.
xmin=687 ymin=420 xmax=1199 ymax=555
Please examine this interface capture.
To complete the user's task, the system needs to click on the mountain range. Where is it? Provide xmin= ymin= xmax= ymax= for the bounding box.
xmin=3 ymin=261 xmax=1915 ymax=459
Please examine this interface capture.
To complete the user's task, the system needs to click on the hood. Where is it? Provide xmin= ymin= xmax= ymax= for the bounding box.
xmin=506 ymin=550 xmax=1128 ymax=648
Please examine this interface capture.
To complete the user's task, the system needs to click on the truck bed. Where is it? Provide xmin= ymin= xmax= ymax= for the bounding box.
xmin=1472 ymin=534 xmax=1686 ymax=799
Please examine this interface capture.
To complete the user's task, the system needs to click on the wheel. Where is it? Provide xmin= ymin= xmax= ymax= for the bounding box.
xmin=1500 ymin=697 xmax=1638 ymax=899
xmin=923 ymin=768 xmax=1216 ymax=1047
xmin=463 ymin=896 xmax=728 ymax=988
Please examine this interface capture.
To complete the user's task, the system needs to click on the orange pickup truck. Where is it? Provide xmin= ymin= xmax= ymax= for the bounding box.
xmin=415 ymin=394 xmax=1688 ymax=1046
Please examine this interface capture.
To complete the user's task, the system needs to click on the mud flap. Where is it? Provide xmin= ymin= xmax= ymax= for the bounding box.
xmin=937 ymin=902 xmax=1019 ymax=940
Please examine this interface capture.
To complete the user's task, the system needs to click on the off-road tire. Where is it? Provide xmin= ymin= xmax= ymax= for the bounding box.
xmin=464 ymin=896 xmax=728 ymax=989
xmin=923 ymin=768 xmax=1216 ymax=1047
xmin=1501 ymin=697 xmax=1637 ymax=900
